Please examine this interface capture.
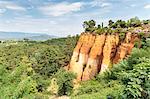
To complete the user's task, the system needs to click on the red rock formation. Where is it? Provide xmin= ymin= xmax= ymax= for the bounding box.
xmin=68 ymin=34 xmax=85 ymax=81
xmin=113 ymin=32 xmax=138 ymax=64
xmin=69 ymin=33 xmax=95 ymax=81
xmin=100 ymin=34 xmax=119 ymax=73
xmin=82 ymin=34 xmax=106 ymax=81
xmin=68 ymin=32 xmax=139 ymax=81
xmin=113 ymin=43 xmax=128 ymax=64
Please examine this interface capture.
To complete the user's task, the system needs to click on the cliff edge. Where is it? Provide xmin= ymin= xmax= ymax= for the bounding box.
xmin=68 ymin=32 xmax=140 ymax=81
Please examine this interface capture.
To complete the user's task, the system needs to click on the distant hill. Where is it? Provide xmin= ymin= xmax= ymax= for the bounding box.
xmin=0 ymin=31 xmax=56 ymax=41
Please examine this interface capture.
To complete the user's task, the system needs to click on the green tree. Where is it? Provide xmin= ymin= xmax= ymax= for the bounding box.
xmin=102 ymin=22 xmax=104 ymax=28
xmin=83 ymin=20 xmax=96 ymax=32
xmin=23 ymin=38 xmax=29 ymax=42
xmin=54 ymin=69 xmax=76 ymax=96
xmin=97 ymin=24 xmax=101 ymax=29
xmin=128 ymin=17 xmax=141 ymax=27
xmin=108 ymin=20 xmax=114 ymax=28
xmin=114 ymin=20 xmax=127 ymax=28
xmin=143 ymin=19 xmax=150 ymax=25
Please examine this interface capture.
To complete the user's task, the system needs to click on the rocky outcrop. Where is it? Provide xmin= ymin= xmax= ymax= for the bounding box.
xmin=100 ymin=34 xmax=119 ymax=73
xmin=68 ymin=33 xmax=95 ymax=81
xmin=82 ymin=34 xmax=106 ymax=81
xmin=113 ymin=33 xmax=139 ymax=63
xmin=68 ymin=32 xmax=139 ymax=82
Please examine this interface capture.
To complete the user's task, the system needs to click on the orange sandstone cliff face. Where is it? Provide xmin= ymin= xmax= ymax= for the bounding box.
xmin=100 ymin=34 xmax=119 ymax=73
xmin=68 ymin=32 xmax=139 ymax=81
xmin=69 ymin=33 xmax=95 ymax=81
xmin=113 ymin=33 xmax=139 ymax=64
xmin=82 ymin=34 xmax=106 ymax=81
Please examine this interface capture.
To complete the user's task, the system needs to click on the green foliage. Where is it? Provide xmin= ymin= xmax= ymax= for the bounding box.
xmin=145 ymin=39 xmax=150 ymax=48
xmin=120 ymin=57 xmax=150 ymax=98
xmin=143 ymin=19 xmax=150 ymax=25
xmin=108 ymin=20 xmax=114 ymax=28
xmin=0 ymin=63 xmax=38 ymax=99
xmin=119 ymin=32 xmax=126 ymax=41
xmin=54 ymin=69 xmax=76 ymax=96
xmin=0 ymin=36 xmax=78 ymax=98
xmin=83 ymin=20 xmax=96 ymax=32
xmin=83 ymin=17 xmax=149 ymax=35
xmin=31 ymin=45 xmax=64 ymax=77
xmin=111 ymin=20 xmax=127 ymax=28
xmin=127 ymin=17 xmax=142 ymax=27
xmin=12 ymin=76 xmax=37 ymax=99
xmin=72 ymin=77 xmax=124 ymax=99
xmin=44 ymin=36 xmax=79 ymax=66
xmin=107 ymin=48 xmax=150 ymax=98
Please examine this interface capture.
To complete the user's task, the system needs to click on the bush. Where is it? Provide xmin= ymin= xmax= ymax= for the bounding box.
xmin=72 ymin=79 xmax=124 ymax=99
xmin=107 ymin=48 xmax=150 ymax=98
xmin=122 ymin=57 xmax=150 ymax=98
xmin=54 ymin=69 xmax=76 ymax=96
xmin=0 ymin=63 xmax=38 ymax=99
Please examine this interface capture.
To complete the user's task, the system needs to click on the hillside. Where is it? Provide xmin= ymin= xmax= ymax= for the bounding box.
xmin=0 ymin=18 xmax=150 ymax=99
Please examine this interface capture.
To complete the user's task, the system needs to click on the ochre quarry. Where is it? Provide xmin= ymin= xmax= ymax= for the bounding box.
xmin=68 ymin=32 xmax=139 ymax=82
xmin=113 ymin=32 xmax=139 ymax=64
xmin=100 ymin=34 xmax=119 ymax=73
xmin=82 ymin=34 xmax=106 ymax=81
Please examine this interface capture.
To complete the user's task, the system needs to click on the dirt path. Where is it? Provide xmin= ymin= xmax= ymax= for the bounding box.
xmin=49 ymin=95 xmax=70 ymax=99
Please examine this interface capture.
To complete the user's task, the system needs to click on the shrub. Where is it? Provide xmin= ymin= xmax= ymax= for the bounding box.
xmin=54 ymin=69 xmax=76 ymax=96
xmin=0 ymin=64 xmax=38 ymax=99
xmin=108 ymin=48 xmax=150 ymax=98
xmin=122 ymin=57 xmax=150 ymax=98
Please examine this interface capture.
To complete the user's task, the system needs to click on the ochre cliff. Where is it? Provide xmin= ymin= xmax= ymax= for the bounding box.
xmin=113 ymin=32 xmax=139 ymax=64
xmin=68 ymin=32 xmax=140 ymax=82
xmin=82 ymin=34 xmax=106 ymax=81
xmin=100 ymin=34 xmax=119 ymax=73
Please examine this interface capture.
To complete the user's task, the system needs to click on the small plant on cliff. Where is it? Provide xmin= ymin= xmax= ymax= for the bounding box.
xmin=138 ymin=32 xmax=148 ymax=48
xmin=119 ymin=32 xmax=126 ymax=41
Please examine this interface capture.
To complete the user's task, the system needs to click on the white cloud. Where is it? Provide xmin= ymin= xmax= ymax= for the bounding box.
xmin=39 ymin=2 xmax=83 ymax=16
xmin=101 ymin=3 xmax=111 ymax=7
xmin=0 ymin=1 xmax=26 ymax=11
xmin=89 ymin=0 xmax=111 ymax=8
xmin=0 ymin=1 xmax=112 ymax=37
xmin=144 ymin=4 xmax=150 ymax=9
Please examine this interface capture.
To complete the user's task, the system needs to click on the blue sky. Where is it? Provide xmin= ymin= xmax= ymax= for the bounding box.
xmin=0 ymin=0 xmax=150 ymax=37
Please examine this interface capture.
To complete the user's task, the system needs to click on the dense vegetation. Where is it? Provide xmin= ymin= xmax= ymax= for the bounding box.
xmin=0 ymin=17 xmax=150 ymax=99
xmin=0 ymin=36 xmax=79 ymax=98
